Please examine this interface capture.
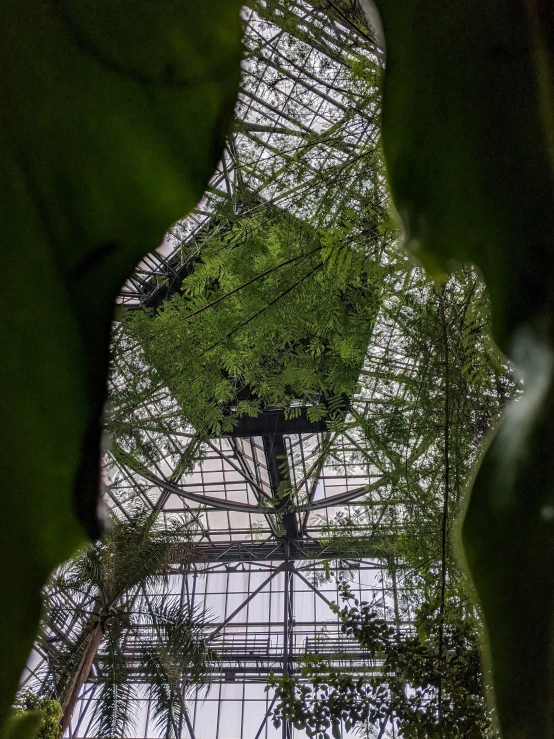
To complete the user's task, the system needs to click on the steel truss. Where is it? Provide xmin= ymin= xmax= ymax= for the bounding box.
xmin=19 ymin=3 xmax=431 ymax=737
xmin=117 ymin=0 xmax=382 ymax=311
xmin=50 ymin=556 xmax=398 ymax=739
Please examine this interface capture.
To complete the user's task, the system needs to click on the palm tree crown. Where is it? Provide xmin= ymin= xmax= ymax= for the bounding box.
xmin=29 ymin=507 xmax=215 ymax=738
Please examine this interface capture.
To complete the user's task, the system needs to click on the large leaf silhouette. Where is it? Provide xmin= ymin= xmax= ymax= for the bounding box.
xmin=373 ymin=0 xmax=554 ymax=736
xmin=0 ymin=0 xmax=242 ymax=728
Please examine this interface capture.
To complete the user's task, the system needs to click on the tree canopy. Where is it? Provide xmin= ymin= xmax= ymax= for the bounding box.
xmin=110 ymin=190 xmax=395 ymax=443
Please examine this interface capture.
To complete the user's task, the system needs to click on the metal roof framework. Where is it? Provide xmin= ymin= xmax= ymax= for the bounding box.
xmin=21 ymin=4 xmax=444 ymax=738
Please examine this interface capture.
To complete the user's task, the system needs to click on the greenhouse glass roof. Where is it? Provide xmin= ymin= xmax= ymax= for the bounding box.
xmin=21 ymin=3 xmax=440 ymax=737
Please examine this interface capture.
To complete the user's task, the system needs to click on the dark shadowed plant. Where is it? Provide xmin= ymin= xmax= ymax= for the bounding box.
xmin=369 ymin=0 xmax=554 ymax=735
xmin=0 ymin=3 xmax=243 ymax=731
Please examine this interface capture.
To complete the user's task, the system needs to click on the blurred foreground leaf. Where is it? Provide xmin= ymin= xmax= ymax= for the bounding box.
xmin=0 ymin=0 xmax=242 ymax=728
xmin=373 ymin=0 xmax=554 ymax=736
xmin=0 ymin=713 xmax=42 ymax=739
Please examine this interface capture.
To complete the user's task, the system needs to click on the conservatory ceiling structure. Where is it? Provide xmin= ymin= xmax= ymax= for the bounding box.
xmin=21 ymin=3 xmax=437 ymax=738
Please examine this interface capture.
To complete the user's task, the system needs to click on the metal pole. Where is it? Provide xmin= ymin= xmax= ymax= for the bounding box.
xmin=282 ymin=541 xmax=294 ymax=739
xmin=254 ymin=694 xmax=278 ymax=739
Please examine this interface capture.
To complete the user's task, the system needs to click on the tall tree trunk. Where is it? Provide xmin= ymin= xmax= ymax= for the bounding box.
xmin=60 ymin=621 xmax=104 ymax=733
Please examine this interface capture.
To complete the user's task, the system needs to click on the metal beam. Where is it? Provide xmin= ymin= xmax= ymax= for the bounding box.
xmin=228 ymin=408 xmax=327 ymax=437
xmin=183 ymin=708 xmax=198 ymax=739
xmin=254 ymin=694 xmax=277 ymax=739
xmin=170 ymin=537 xmax=390 ymax=564
xmin=292 ymin=566 xmax=334 ymax=607
xmin=208 ymin=564 xmax=284 ymax=640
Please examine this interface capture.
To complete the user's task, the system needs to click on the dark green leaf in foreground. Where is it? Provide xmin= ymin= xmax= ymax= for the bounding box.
xmin=372 ymin=0 xmax=554 ymax=736
xmin=0 ymin=0 xmax=242 ymax=729
xmin=0 ymin=713 xmax=42 ymax=739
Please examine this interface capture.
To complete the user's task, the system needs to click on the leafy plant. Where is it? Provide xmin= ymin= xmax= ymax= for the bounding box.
xmin=275 ymin=267 xmax=510 ymax=737
xmin=0 ymin=713 xmax=43 ymax=739
xmin=25 ymin=507 xmax=215 ymax=737
xmin=0 ymin=0 xmax=243 ymax=730
xmin=371 ymin=0 xmax=554 ymax=735
xmin=268 ymin=585 xmax=497 ymax=739
xmin=112 ymin=197 xmax=393 ymax=441
xmin=12 ymin=692 xmax=62 ymax=739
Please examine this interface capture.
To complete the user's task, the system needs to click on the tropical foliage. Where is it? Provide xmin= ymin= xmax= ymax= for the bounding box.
xmin=12 ymin=692 xmax=62 ymax=739
xmin=5 ymin=0 xmax=551 ymax=734
xmin=110 ymin=192 xmax=396 ymax=444
xmin=268 ymin=268 xmax=512 ymax=737
xmin=268 ymin=583 xmax=496 ymax=739
xmin=24 ymin=508 xmax=215 ymax=738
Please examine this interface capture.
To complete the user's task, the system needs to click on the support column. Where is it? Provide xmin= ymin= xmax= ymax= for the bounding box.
xmin=282 ymin=542 xmax=295 ymax=739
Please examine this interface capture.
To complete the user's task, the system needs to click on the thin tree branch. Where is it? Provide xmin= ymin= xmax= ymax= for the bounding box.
xmin=182 ymin=245 xmax=322 ymax=323
xmin=437 ymin=282 xmax=451 ymax=731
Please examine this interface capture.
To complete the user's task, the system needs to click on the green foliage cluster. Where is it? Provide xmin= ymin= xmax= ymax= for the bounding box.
xmin=112 ymin=194 xmax=395 ymax=441
xmin=13 ymin=692 xmax=62 ymax=739
xmin=268 ymin=584 xmax=496 ymax=739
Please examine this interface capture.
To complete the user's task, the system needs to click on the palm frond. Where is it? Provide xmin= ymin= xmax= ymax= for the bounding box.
xmin=105 ymin=508 xmax=199 ymax=602
xmin=138 ymin=648 xmax=184 ymax=739
xmin=50 ymin=546 xmax=104 ymax=597
xmin=146 ymin=599 xmax=217 ymax=688
xmin=91 ymin=623 xmax=137 ymax=739
xmin=35 ymin=506 xmax=212 ymax=733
